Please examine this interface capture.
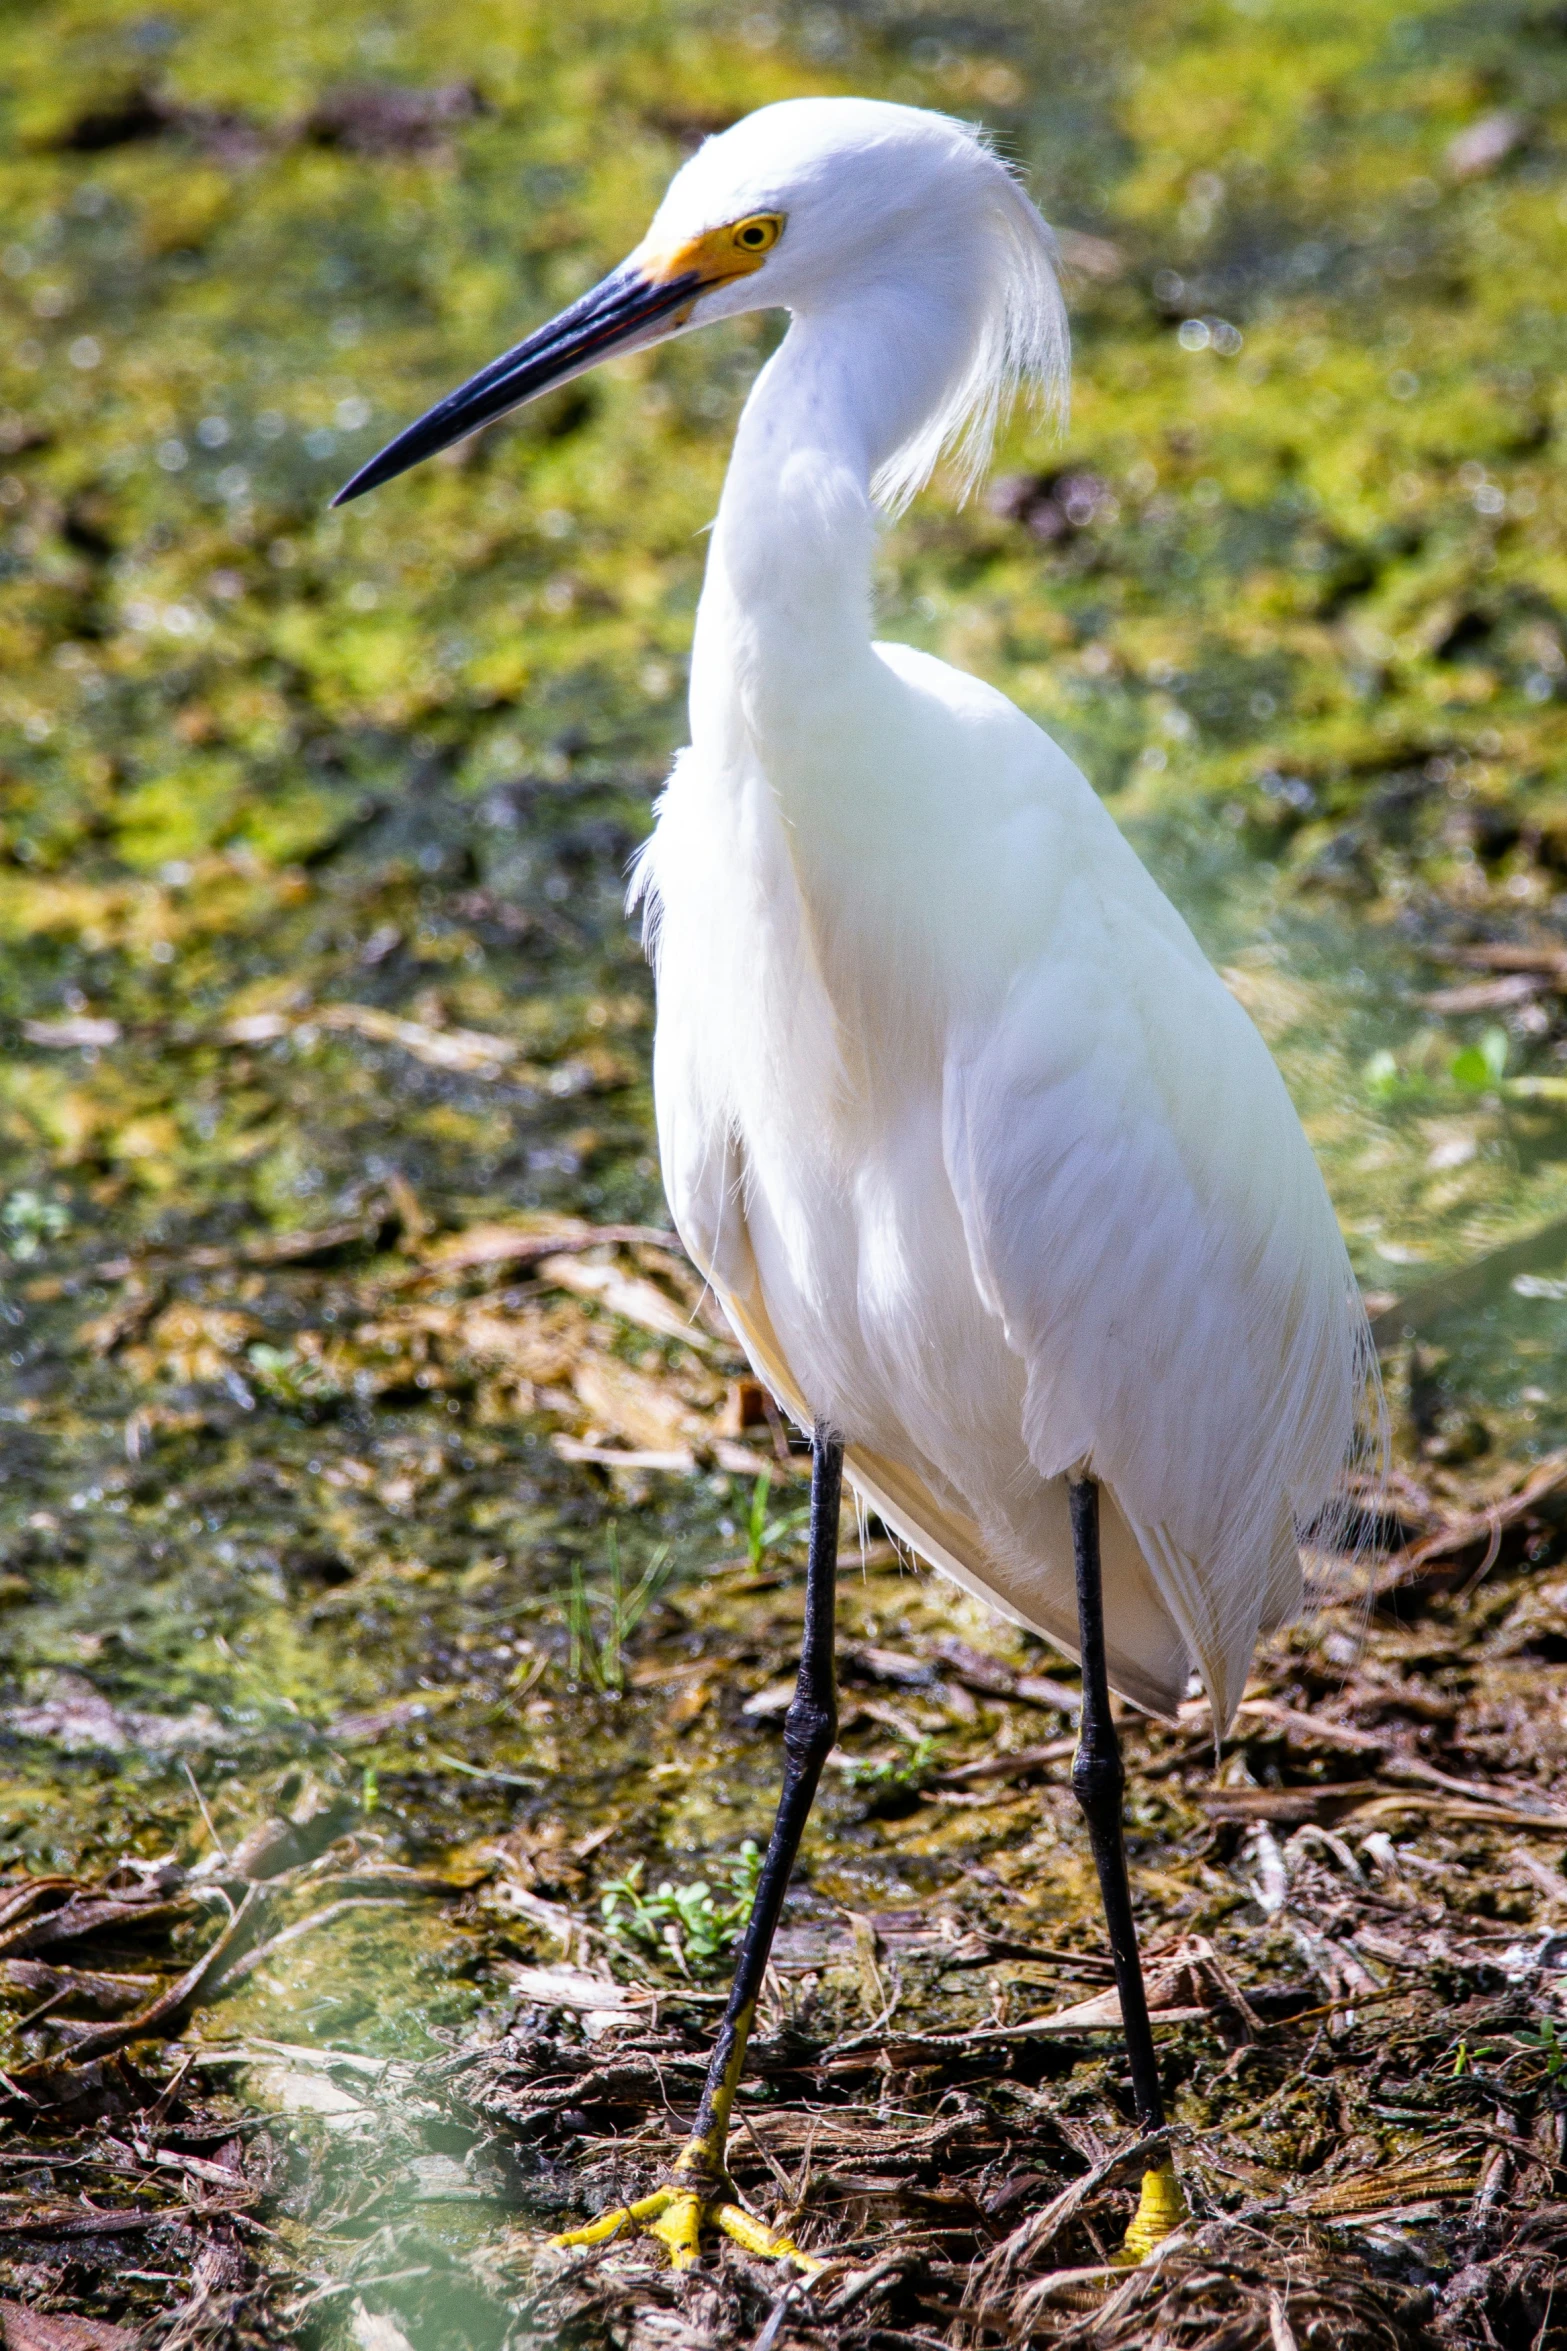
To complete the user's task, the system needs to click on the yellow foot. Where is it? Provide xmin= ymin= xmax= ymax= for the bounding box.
xmin=553 ymin=2182 xmax=822 ymax=2276
xmin=1115 ymin=2160 xmax=1188 ymax=2265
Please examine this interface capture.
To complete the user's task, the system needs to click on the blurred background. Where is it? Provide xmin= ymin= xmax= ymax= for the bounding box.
xmin=3 ymin=2 xmax=1567 ymax=2343
xmin=5 ymin=0 xmax=1567 ymax=1433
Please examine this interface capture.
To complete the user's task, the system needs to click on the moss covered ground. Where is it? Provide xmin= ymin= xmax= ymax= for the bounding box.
xmin=6 ymin=1 xmax=1567 ymax=2346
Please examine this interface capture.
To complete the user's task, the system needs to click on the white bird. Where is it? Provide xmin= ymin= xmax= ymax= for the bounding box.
xmin=337 ymin=96 xmax=1376 ymax=2275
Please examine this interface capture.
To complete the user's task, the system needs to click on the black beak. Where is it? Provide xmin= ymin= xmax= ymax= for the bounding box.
xmin=332 ymin=260 xmax=702 ymax=506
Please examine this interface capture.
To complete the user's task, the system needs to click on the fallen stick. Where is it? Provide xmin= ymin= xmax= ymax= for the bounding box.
xmin=935 ymin=1741 xmax=1076 ymax=1787
xmin=1374 ymin=1451 xmax=1567 ymax=1588
xmin=821 ymin=1993 xmax=1206 ymax=2070
xmin=422 ymin=1221 xmax=679 ymax=1274
xmin=1427 ymin=942 xmax=1567 ymax=980
xmin=0 ymin=2207 xmax=158 ymax=2238
xmin=91 ymin=1217 xmax=387 ymax=1284
xmin=30 ymin=1883 xmax=265 ymax=2066
xmin=1346 ymin=1791 xmax=1567 ymax=1832
xmin=0 ymin=1895 xmax=193 ymax=1964
xmin=0 ymin=1881 xmax=80 ymax=1936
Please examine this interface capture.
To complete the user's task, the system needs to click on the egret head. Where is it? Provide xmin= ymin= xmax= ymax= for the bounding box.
xmin=334 ymin=97 xmax=1065 ymax=511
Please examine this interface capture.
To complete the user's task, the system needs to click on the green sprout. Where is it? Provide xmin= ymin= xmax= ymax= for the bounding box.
xmin=1449 ymin=1026 xmax=1508 ymax=1093
xmin=1361 ymin=1048 xmax=1404 ymax=1103
xmin=1513 ymin=2018 xmax=1566 ymax=2078
xmin=839 ymin=1734 xmax=940 ymax=1811
xmin=745 ymin=1470 xmax=810 ymax=1573
xmin=599 ymin=1841 xmax=763 ymax=1977
xmin=1452 ymin=2034 xmax=1509 ymax=2077
xmin=245 ymin=1341 xmax=346 ymax=1412
xmin=563 ymin=1530 xmax=676 ymax=1692
xmin=1363 ymin=1024 xmax=1511 ymax=1104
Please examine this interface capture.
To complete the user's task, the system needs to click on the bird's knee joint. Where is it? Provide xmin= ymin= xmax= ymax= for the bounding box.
xmin=1071 ymin=1747 xmax=1124 ymax=1816
xmin=783 ymin=1695 xmax=837 ymax=1769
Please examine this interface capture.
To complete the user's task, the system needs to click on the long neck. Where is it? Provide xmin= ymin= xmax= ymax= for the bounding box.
xmin=689 ymin=294 xmax=970 ymax=777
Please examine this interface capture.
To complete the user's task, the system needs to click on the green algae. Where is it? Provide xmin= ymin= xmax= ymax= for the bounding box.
xmin=3 ymin=0 xmax=1567 ymax=2340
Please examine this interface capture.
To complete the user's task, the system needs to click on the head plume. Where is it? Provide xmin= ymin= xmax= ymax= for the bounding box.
xmin=869 ymin=123 xmax=1070 ymax=515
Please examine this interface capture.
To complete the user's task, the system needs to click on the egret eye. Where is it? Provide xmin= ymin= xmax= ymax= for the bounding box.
xmin=732 ymin=214 xmax=783 ymax=254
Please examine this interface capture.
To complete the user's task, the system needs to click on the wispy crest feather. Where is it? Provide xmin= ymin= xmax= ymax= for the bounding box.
xmin=871 ymin=128 xmax=1069 ymax=515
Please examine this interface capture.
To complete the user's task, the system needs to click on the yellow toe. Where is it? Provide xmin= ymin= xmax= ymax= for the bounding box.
xmin=552 ymin=2183 xmax=679 ymax=2253
xmin=716 ymin=2200 xmax=823 ymax=2275
xmin=552 ymin=2207 xmax=635 ymax=2252
xmin=648 ymin=2189 xmax=707 ymax=2270
xmin=1116 ymin=2160 xmax=1188 ymax=2264
xmin=551 ymin=2177 xmax=821 ymax=2274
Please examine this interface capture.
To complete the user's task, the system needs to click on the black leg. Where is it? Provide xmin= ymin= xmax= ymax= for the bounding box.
xmin=682 ymin=1418 xmax=843 ymax=2180
xmin=1069 ymin=1475 xmax=1186 ymax=2257
xmin=555 ymin=1419 xmax=843 ymax=2272
xmin=1069 ymin=1476 xmax=1163 ymax=2131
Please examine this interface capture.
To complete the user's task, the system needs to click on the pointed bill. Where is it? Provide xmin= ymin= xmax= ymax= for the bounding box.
xmin=331 ymin=261 xmax=703 ymax=506
xmin=332 ymin=216 xmax=782 ymax=506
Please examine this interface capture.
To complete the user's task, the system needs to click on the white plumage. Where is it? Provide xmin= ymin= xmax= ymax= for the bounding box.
xmin=628 ymin=97 xmax=1374 ymax=1729
xmin=335 ymin=91 xmax=1385 ymax=2271
xmin=338 ymin=92 xmax=1378 ymax=1739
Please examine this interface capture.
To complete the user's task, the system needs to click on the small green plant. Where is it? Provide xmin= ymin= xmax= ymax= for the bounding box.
xmin=1361 ymin=1048 xmax=1403 ymax=1103
xmin=1363 ymin=1025 xmax=1511 ymax=1105
xmin=0 ymin=1190 xmax=69 ymax=1262
xmin=839 ymin=1734 xmax=940 ymax=1810
xmin=246 ymin=1341 xmax=345 ymax=1412
xmin=1513 ymin=2018 xmax=1566 ymax=2078
xmin=1450 ymin=1026 xmax=1509 ymax=1093
xmin=1452 ymin=2034 xmax=1508 ymax=2077
xmin=599 ymin=1841 xmax=763 ymax=1977
xmin=745 ymin=1470 xmax=810 ymax=1573
xmin=563 ymin=1530 xmax=676 ymax=1692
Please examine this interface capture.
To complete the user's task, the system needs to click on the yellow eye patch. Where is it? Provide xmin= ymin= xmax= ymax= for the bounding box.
xmin=645 ymin=212 xmax=786 ymax=290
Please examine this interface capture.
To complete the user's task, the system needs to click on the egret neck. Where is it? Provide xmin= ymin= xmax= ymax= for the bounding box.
xmin=695 ymin=287 xmax=979 ymax=779
xmin=693 ymin=289 xmax=1009 ymax=1052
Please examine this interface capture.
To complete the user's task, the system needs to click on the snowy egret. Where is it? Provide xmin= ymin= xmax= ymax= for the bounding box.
xmin=336 ymin=96 xmax=1375 ymax=2272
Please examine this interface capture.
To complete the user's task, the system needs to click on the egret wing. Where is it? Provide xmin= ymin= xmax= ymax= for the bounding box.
xmin=942 ymin=919 xmax=1364 ymax=1731
xmin=667 ymin=1150 xmax=993 ymax=1588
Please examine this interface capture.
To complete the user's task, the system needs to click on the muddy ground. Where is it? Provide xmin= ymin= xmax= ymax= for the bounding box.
xmin=7 ymin=1 xmax=1567 ymax=2347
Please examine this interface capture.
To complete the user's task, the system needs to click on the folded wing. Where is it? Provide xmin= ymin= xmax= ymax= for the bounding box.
xmin=942 ymin=921 xmax=1369 ymax=1730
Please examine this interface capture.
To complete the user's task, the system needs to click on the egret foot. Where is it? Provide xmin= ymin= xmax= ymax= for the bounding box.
xmin=552 ymin=2139 xmax=822 ymax=2274
xmin=1115 ymin=2159 xmax=1188 ymax=2264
